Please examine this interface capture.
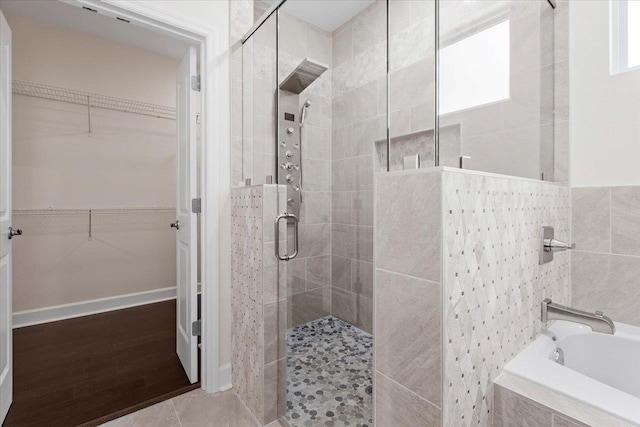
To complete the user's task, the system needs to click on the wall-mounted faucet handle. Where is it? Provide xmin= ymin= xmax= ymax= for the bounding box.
xmin=543 ymin=238 xmax=576 ymax=252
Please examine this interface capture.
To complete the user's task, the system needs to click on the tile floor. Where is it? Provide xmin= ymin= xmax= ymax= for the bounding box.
xmin=285 ymin=316 xmax=373 ymax=427
xmin=100 ymin=389 xmax=285 ymax=427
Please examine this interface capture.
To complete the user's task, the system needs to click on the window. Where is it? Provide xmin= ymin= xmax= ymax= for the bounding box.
xmin=611 ymin=0 xmax=640 ymax=74
xmin=439 ymin=20 xmax=510 ymax=115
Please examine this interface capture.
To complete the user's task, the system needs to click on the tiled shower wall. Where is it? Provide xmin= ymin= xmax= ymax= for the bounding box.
xmin=231 ymin=186 xmax=264 ymax=422
xmin=231 ymin=185 xmax=286 ymax=425
xmin=374 ymin=168 xmax=571 ymax=426
xmin=571 ymin=185 xmax=640 ymax=327
xmin=375 ymin=169 xmax=443 ymax=425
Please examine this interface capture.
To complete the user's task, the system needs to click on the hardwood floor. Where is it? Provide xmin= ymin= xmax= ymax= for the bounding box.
xmin=4 ymin=300 xmax=199 ymax=427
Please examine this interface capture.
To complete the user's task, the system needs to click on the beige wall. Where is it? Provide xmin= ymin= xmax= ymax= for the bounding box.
xmin=7 ymin=13 xmax=177 ymax=106
xmin=7 ymin=12 xmax=179 ymax=312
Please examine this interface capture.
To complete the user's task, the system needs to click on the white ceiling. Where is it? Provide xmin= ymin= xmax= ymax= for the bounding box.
xmin=280 ymin=0 xmax=375 ymax=32
xmin=0 ymin=0 xmax=190 ymax=60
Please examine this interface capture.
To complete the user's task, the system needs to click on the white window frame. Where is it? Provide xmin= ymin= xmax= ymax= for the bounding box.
xmin=611 ymin=0 xmax=640 ymax=74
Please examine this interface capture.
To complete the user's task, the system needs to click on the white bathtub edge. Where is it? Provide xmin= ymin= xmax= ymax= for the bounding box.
xmin=494 ymin=373 xmax=637 ymax=427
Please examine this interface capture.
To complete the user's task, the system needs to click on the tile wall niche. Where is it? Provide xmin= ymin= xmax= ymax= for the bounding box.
xmin=571 ymin=185 xmax=640 ymax=327
xmin=374 ymin=167 xmax=571 ymax=427
xmin=231 ymin=185 xmax=287 ymax=425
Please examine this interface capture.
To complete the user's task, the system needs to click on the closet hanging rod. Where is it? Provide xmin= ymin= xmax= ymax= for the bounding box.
xmin=13 ymin=207 xmax=175 ymax=215
xmin=12 ymin=80 xmax=176 ymax=120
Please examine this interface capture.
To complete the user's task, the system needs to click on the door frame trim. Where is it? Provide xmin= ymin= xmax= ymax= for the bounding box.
xmin=59 ymin=0 xmax=227 ymax=393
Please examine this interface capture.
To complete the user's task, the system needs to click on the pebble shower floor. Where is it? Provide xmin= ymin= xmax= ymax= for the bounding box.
xmin=285 ymin=316 xmax=373 ymax=427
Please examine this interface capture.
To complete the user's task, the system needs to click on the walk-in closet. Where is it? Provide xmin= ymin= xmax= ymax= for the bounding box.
xmin=1 ymin=1 xmax=201 ymax=424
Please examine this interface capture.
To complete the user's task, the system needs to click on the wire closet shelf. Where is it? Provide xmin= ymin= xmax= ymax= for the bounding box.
xmin=13 ymin=207 xmax=175 ymax=215
xmin=12 ymin=80 xmax=176 ymax=120
xmin=13 ymin=207 xmax=176 ymax=240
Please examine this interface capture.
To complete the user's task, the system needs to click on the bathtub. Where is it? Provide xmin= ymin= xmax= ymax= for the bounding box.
xmin=499 ymin=320 xmax=640 ymax=426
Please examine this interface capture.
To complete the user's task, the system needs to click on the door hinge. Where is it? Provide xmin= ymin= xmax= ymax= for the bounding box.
xmin=192 ymin=319 xmax=201 ymax=336
xmin=191 ymin=75 xmax=201 ymax=92
xmin=192 ymin=198 xmax=202 ymax=214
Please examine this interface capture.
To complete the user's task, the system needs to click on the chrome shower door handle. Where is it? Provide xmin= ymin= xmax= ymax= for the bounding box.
xmin=274 ymin=212 xmax=299 ymax=261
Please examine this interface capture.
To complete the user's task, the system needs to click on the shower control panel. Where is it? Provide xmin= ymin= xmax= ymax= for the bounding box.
xmin=278 ymin=111 xmax=302 ymax=217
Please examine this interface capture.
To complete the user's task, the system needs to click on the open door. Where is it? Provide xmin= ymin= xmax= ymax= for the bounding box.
xmin=0 ymin=10 xmax=13 ymax=423
xmin=174 ymin=46 xmax=199 ymax=384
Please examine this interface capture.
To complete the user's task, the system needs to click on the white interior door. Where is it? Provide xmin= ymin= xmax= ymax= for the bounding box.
xmin=0 ymin=10 xmax=13 ymax=423
xmin=175 ymin=46 xmax=198 ymax=384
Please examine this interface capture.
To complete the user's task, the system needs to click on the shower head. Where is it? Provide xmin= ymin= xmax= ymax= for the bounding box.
xmin=279 ymin=58 xmax=328 ymax=94
xmin=300 ymin=99 xmax=312 ymax=125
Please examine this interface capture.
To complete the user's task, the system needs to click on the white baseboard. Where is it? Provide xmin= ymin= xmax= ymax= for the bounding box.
xmin=218 ymin=363 xmax=232 ymax=391
xmin=13 ymin=287 xmax=177 ymax=328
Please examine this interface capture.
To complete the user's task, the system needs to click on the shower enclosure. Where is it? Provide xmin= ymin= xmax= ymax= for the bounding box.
xmin=234 ymin=0 xmax=556 ymax=425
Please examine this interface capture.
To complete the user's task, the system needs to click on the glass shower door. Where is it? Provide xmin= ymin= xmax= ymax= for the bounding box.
xmin=276 ymin=1 xmax=382 ymax=425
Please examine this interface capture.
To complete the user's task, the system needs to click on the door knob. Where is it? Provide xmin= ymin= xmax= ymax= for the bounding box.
xmin=170 ymin=221 xmax=180 ymax=230
xmin=8 ymin=227 xmax=23 ymax=239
